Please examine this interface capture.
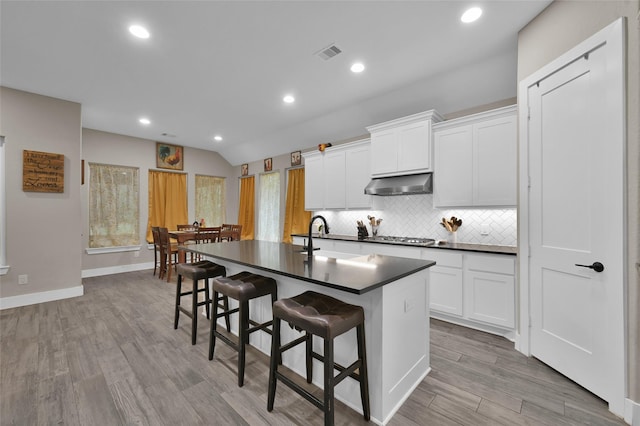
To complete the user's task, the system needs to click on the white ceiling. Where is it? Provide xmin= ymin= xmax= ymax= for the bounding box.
xmin=0 ymin=1 xmax=551 ymax=166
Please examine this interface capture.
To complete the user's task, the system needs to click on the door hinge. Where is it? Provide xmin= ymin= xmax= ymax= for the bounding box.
xmin=527 ymin=106 xmax=531 ymax=120
xmin=528 ymin=176 xmax=531 ymax=188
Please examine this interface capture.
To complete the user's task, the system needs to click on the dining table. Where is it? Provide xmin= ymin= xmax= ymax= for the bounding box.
xmin=169 ymin=229 xmax=240 ymax=263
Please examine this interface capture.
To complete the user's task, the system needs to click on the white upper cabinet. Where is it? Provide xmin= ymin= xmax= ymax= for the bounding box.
xmin=345 ymin=143 xmax=371 ymax=209
xmin=433 ymin=105 xmax=517 ymax=207
xmin=303 ymin=153 xmax=325 ymax=210
xmin=367 ymin=110 xmax=443 ymax=177
xmin=302 ymin=139 xmax=372 ymax=211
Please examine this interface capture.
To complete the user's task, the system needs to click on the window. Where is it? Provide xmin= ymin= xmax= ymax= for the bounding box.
xmin=147 ymin=170 xmax=188 ymax=242
xmin=257 ymin=172 xmax=280 ymax=242
xmin=282 ymin=168 xmax=310 ymax=243
xmin=238 ymin=176 xmax=255 ymax=240
xmin=195 ymin=175 xmax=226 ymax=227
xmin=89 ymin=163 xmax=140 ymax=248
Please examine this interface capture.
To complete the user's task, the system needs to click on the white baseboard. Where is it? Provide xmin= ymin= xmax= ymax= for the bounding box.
xmin=82 ymin=261 xmax=154 ymax=278
xmin=0 ymin=285 xmax=84 ymax=310
xmin=626 ymin=397 xmax=639 ymax=425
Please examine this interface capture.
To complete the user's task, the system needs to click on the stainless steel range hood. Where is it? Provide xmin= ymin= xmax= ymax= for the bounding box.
xmin=364 ymin=173 xmax=433 ymax=196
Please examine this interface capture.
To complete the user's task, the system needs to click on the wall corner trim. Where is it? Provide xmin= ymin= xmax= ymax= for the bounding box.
xmin=624 ymin=397 xmax=639 ymax=425
xmin=0 ymin=285 xmax=84 ymax=310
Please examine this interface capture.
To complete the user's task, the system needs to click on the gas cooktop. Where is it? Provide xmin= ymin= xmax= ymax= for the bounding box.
xmin=369 ymin=236 xmax=436 ymax=246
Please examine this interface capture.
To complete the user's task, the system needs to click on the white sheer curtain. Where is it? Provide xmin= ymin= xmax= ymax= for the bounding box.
xmin=195 ymin=175 xmax=226 ymax=227
xmin=89 ymin=163 xmax=139 ymax=248
xmin=257 ymin=171 xmax=280 ymax=242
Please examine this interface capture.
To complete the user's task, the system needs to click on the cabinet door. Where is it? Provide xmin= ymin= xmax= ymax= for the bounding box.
xmin=323 ymin=151 xmax=346 ymax=209
xmin=370 ymin=128 xmax=397 ymax=176
xmin=398 ymin=120 xmax=431 ymax=173
xmin=464 ymin=270 xmax=515 ymax=328
xmin=429 ymin=266 xmax=463 ymax=316
xmin=345 ymin=144 xmax=371 ymax=209
xmin=303 ymin=154 xmax=324 ymax=210
xmin=474 ymin=115 xmax=517 ymax=206
xmin=433 ymin=125 xmax=473 ymax=207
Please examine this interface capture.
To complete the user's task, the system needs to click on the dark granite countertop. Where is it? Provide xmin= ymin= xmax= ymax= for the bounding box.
xmin=291 ymin=233 xmax=517 ymax=256
xmin=183 ymin=240 xmax=435 ymax=295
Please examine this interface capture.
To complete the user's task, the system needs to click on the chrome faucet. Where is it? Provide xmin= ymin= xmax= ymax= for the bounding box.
xmin=306 ymin=215 xmax=330 ymax=259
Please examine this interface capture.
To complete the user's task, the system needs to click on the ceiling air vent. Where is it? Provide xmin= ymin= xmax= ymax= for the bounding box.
xmin=315 ymin=43 xmax=342 ymax=61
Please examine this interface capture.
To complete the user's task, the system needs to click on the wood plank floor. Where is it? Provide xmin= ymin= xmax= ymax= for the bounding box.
xmin=0 ymin=270 xmax=626 ymax=425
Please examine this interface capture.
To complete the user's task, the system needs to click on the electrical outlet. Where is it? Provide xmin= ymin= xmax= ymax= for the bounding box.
xmin=404 ymin=299 xmax=414 ymax=313
xmin=133 ymin=250 xmax=140 ymax=258
xmin=480 ymin=224 xmax=490 ymax=236
xmin=18 ymin=274 xmax=28 ymax=285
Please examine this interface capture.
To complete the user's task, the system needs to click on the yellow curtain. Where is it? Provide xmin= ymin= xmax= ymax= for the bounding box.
xmin=282 ymin=168 xmax=311 ymax=243
xmin=238 ymin=176 xmax=255 ymax=240
xmin=146 ymin=170 xmax=188 ymax=242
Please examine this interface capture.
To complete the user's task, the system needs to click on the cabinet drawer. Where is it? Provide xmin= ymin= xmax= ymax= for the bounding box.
xmin=466 ymin=254 xmax=514 ymax=275
xmin=423 ymin=249 xmax=463 ymax=268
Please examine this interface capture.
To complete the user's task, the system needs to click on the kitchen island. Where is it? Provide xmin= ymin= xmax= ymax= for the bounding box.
xmin=184 ymin=240 xmax=435 ymax=425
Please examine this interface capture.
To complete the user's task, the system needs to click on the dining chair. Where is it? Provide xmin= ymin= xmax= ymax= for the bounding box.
xmin=189 ymin=227 xmax=221 ymax=261
xmin=151 ymin=226 xmax=162 ymax=276
xmin=158 ymin=227 xmax=179 ymax=281
xmin=220 ymin=224 xmax=242 ymax=241
xmin=177 ymin=224 xmax=198 ymax=262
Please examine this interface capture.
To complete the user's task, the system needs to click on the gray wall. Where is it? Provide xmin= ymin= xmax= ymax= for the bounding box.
xmin=517 ymin=0 xmax=640 ymax=405
xmin=81 ymin=128 xmax=237 ymax=273
xmin=0 ymin=87 xmax=82 ymax=298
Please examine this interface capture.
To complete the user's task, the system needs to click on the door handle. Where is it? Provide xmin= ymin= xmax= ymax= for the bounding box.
xmin=575 ymin=262 xmax=605 ymax=272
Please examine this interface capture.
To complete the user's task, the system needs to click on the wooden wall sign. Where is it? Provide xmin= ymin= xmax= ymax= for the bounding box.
xmin=23 ymin=150 xmax=65 ymax=193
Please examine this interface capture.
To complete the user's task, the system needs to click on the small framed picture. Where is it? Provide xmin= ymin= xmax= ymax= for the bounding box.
xmin=264 ymin=157 xmax=272 ymax=172
xmin=156 ymin=142 xmax=184 ymax=170
xmin=291 ymin=150 xmax=301 ymax=166
xmin=241 ymin=163 xmax=248 ymax=176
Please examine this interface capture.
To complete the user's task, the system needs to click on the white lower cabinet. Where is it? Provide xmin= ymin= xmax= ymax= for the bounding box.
xmin=429 ymin=266 xmax=463 ymax=316
xmin=423 ymin=249 xmax=515 ymax=335
xmin=290 ymin=237 xmax=516 ymax=335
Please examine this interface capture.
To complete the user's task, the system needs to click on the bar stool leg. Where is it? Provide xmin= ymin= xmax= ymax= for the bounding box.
xmin=204 ymin=278 xmax=211 ymax=320
xmin=222 ymin=293 xmax=230 ymax=331
xmin=323 ymin=337 xmax=335 ymax=426
xmin=357 ymin=323 xmax=371 ymax=421
xmin=267 ymin=316 xmax=281 ymax=412
xmin=208 ymin=291 xmax=219 ymax=360
xmin=191 ymin=279 xmax=199 ymax=345
xmin=237 ymin=300 xmax=249 ymax=387
xmin=305 ymin=332 xmax=313 ymax=383
xmin=174 ymin=274 xmax=183 ymax=329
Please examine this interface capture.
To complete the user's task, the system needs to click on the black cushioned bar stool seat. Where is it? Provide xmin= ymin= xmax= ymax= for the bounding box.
xmin=267 ymin=291 xmax=370 ymax=426
xmin=209 ymin=271 xmax=278 ymax=387
xmin=174 ymin=261 xmax=228 ymax=345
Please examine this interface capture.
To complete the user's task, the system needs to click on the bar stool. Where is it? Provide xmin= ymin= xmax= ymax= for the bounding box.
xmin=267 ymin=291 xmax=370 ymax=426
xmin=174 ymin=261 xmax=228 ymax=345
xmin=209 ymin=271 xmax=277 ymax=387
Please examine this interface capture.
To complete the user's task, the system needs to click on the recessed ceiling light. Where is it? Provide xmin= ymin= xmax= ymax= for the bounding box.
xmin=461 ymin=7 xmax=482 ymax=23
xmin=214 ymin=135 xmax=223 ymax=142
xmin=129 ymin=25 xmax=150 ymax=39
xmin=139 ymin=117 xmax=151 ymax=125
xmin=350 ymin=62 xmax=365 ymax=73
xmin=283 ymin=95 xmax=295 ymax=104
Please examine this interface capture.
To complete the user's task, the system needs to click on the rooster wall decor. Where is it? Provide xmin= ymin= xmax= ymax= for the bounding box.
xmin=156 ymin=142 xmax=184 ymax=170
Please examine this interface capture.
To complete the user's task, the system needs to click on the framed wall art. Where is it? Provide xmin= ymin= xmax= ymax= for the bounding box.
xmin=156 ymin=142 xmax=184 ymax=170
xmin=291 ymin=150 xmax=301 ymax=166
xmin=241 ymin=163 xmax=248 ymax=176
xmin=264 ymin=157 xmax=272 ymax=172
xmin=23 ymin=150 xmax=65 ymax=193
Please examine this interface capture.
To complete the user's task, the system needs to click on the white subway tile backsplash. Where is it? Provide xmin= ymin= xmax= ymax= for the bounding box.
xmin=314 ymin=194 xmax=517 ymax=246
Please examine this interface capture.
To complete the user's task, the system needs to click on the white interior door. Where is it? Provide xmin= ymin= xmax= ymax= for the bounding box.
xmin=523 ymin=19 xmax=625 ymax=413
